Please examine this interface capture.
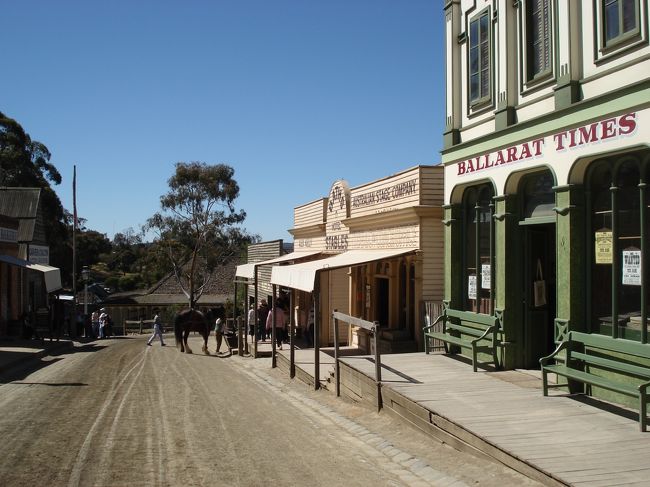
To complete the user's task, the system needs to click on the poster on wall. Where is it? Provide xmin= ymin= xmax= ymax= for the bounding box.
xmin=481 ymin=264 xmax=491 ymax=290
xmin=468 ymin=274 xmax=477 ymax=300
xmin=622 ymin=248 xmax=642 ymax=286
xmin=595 ymin=229 xmax=613 ymax=264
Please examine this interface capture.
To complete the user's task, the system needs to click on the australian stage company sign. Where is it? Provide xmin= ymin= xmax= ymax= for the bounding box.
xmin=456 ymin=112 xmax=638 ymax=176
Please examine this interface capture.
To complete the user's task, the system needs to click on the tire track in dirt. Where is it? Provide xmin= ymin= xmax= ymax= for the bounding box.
xmin=66 ymin=349 xmax=147 ymax=487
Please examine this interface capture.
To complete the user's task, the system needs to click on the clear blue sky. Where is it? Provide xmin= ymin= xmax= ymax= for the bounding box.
xmin=1 ymin=0 xmax=445 ymax=243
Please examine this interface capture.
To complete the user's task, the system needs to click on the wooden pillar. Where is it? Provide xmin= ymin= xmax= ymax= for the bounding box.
xmin=314 ymin=277 xmax=320 ymax=390
xmin=271 ymin=284 xmax=277 ymax=368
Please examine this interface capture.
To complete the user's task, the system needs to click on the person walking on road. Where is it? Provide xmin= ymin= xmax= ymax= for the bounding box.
xmin=147 ymin=309 xmax=166 ymax=346
xmin=214 ymin=314 xmax=224 ymax=354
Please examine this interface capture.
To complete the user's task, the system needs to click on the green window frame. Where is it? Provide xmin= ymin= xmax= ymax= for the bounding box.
xmin=602 ymin=0 xmax=640 ymax=49
xmin=469 ymin=10 xmax=491 ymax=105
xmin=526 ymin=0 xmax=552 ymax=81
xmin=586 ymin=150 xmax=649 ymax=342
xmin=462 ymin=184 xmax=495 ymax=314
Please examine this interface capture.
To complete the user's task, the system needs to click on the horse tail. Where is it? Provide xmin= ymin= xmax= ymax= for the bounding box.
xmin=174 ymin=313 xmax=183 ymax=346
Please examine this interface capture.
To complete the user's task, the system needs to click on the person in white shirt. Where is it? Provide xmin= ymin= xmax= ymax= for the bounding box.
xmin=147 ymin=309 xmax=166 ymax=346
xmin=247 ymin=304 xmax=255 ymax=339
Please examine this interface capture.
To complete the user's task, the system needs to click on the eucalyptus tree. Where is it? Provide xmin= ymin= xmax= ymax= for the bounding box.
xmin=0 ymin=111 xmax=70 ymax=280
xmin=145 ymin=162 xmax=247 ymax=309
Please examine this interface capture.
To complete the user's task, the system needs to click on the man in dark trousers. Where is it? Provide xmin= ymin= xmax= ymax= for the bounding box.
xmin=257 ymin=299 xmax=269 ymax=341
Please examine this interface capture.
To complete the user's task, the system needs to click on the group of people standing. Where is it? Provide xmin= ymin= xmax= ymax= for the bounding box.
xmin=248 ymin=298 xmax=286 ymax=348
xmin=88 ymin=308 xmax=111 ymax=339
xmin=247 ymin=297 xmax=315 ymax=350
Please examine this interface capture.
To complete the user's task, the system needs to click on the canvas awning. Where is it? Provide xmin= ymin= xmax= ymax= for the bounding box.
xmin=270 ymin=248 xmax=417 ymax=292
xmin=0 ymin=254 xmax=62 ymax=292
xmin=235 ymin=250 xmax=322 ymax=280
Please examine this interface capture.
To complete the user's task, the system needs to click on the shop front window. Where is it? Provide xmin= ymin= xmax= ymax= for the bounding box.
xmin=526 ymin=0 xmax=552 ymax=81
xmin=469 ymin=9 xmax=491 ymax=105
xmin=462 ymin=184 xmax=495 ymax=314
xmin=603 ymin=0 xmax=640 ymax=48
xmin=588 ymin=152 xmax=649 ymax=341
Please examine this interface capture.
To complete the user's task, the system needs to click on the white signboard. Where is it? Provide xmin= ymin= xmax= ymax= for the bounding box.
xmin=468 ymin=275 xmax=477 ymax=300
xmin=29 ymin=245 xmax=50 ymax=265
xmin=481 ymin=264 xmax=491 ymax=290
xmin=622 ymin=248 xmax=642 ymax=286
xmin=0 ymin=227 xmax=18 ymax=243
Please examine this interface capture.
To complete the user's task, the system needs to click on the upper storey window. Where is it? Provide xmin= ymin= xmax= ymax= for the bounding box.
xmin=526 ymin=0 xmax=552 ymax=81
xmin=603 ymin=0 xmax=640 ymax=48
xmin=469 ymin=10 xmax=491 ymax=105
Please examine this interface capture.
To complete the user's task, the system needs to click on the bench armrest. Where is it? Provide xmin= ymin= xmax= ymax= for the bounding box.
xmin=423 ymin=314 xmax=444 ymax=332
xmin=540 ymin=341 xmax=568 ymax=367
xmin=638 ymin=380 xmax=650 ymax=394
xmin=470 ymin=325 xmax=495 ymax=344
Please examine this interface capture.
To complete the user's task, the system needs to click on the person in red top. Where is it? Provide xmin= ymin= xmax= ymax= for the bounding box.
xmin=266 ymin=303 xmax=286 ymax=350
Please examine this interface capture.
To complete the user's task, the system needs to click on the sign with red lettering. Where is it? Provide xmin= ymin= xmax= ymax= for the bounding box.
xmin=456 ymin=113 xmax=638 ymax=176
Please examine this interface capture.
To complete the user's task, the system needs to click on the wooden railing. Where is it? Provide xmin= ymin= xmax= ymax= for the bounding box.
xmin=123 ymin=319 xmax=154 ymax=335
xmin=332 ymin=310 xmax=382 ymax=412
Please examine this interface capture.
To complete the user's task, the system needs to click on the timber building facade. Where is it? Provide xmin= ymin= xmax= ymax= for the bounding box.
xmin=442 ymin=0 xmax=650 ymax=404
xmin=241 ymin=165 xmax=444 ymax=354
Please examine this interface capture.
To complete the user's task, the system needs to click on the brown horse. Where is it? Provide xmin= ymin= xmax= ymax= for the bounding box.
xmin=174 ymin=309 xmax=211 ymax=355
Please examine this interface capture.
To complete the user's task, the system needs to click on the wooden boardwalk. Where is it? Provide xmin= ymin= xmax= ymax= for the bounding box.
xmin=278 ymin=349 xmax=650 ymax=487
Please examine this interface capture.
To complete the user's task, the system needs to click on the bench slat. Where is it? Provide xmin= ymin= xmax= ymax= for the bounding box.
xmin=571 ymin=331 xmax=650 ymax=360
xmin=571 ymin=351 xmax=650 ymax=380
xmin=544 ymin=364 xmax=639 ymax=396
xmin=445 ymin=309 xmax=498 ymax=327
xmin=446 ymin=323 xmax=491 ymax=337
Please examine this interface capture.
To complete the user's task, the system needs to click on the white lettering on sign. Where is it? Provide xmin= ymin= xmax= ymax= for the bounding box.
xmin=0 ymin=227 xmax=18 ymax=243
xmin=457 ymin=112 xmax=638 ymax=176
xmin=29 ymin=245 xmax=50 ymax=265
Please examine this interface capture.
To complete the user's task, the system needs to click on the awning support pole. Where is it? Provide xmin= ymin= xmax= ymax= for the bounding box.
xmin=290 ymin=290 xmax=295 ymax=378
xmin=314 ymin=278 xmax=320 ymax=390
xmin=271 ymin=284 xmax=277 ymax=368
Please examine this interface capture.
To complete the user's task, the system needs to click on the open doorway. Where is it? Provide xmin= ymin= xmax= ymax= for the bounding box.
xmin=375 ymin=277 xmax=389 ymax=327
xmin=523 ymin=223 xmax=556 ymax=368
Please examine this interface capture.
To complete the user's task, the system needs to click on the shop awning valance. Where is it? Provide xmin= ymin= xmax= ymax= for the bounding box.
xmin=235 ymin=250 xmax=323 ymax=280
xmin=270 ymin=248 xmax=417 ymax=293
xmin=0 ymin=254 xmax=62 ymax=292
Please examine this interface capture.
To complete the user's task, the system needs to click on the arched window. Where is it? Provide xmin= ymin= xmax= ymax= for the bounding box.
xmin=462 ymin=183 xmax=495 ymax=313
xmin=587 ymin=151 xmax=649 ymax=341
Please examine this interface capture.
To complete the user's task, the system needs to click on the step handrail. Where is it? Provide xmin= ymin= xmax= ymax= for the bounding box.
xmin=332 ymin=310 xmax=382 ymax=411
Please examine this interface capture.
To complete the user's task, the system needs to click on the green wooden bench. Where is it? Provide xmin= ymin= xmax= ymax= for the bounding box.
xmin=423 ymin=308 xmax=500 ymax=372
xmin=540 ymin=331 xmax=650 ymax=432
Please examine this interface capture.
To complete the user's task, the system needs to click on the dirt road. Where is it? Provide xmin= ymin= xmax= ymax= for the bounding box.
xmin=0 ymin=335 xmax=540 ymax=486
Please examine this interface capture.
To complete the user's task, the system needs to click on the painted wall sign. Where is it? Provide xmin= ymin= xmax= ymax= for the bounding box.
xmin=595 ymin=230 xmax=613 ymax=264
xmin=481 ymin=264 xmax=491 ymax=289
xmin=468 ymin=274 xmax=477 ymax=300
xmin=326 ymin=180 xmax=351 ymax=251
xmin=297 ymin=238 xmax=313 ymax=248
xmin=456 ymin=112 xmax=638 ymax=176
xmin=351 ymin=178 xmax=419 ymax=209
xmin=622 ymin=248 xmax=642 ymax=286
xmin=327 ymin=180 xmax=351 ymax=221
xmin=0 ymin=227 xmax=18 ymax=243
xmin=29 ymin=244 xmax=50 ymax=265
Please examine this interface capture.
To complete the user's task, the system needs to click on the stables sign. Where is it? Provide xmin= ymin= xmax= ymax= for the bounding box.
xmin=456 ymin=112 xmax=638 ymax=176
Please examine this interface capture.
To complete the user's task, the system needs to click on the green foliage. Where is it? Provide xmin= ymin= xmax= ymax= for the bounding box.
xmin=145 ymin=162 xmax=250 ymax=308
xmin=0 ymin=111 xmax=70 ymax=282
xmin=77 ymin=230 xmax=112 ymax=267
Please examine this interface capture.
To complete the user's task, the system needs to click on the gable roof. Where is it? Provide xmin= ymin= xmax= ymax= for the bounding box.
xmin=0 ymin=187 xmax=41 ymax=242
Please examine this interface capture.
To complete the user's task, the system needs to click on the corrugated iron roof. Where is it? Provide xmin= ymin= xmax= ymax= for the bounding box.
xmin=0 ymin=187 xmax=41 ymax=219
